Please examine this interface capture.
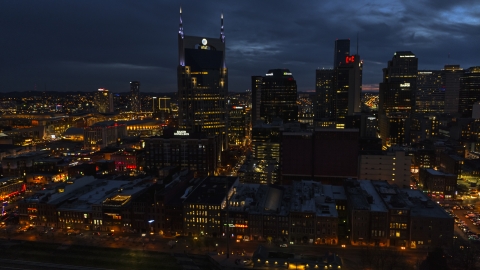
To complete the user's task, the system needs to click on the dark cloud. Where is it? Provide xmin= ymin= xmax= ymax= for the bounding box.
xmin=1 ymin=0 xmax=479 ymax=93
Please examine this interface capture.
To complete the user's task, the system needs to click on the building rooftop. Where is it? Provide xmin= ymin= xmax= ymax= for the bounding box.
xmin=358 ymin=180 xmax=388 ymax=212
xmin=56 ymin=178 xmax=152 ymax=211
xmin=425 ymin=168 xmax=456 ymax=177
xmin=183 ymin=176 xmax=238 ymax=206
xmin=403 ymin=189 xmax=453 ymax=219
xmin=290 ymin=180 xmax=338 ymax=218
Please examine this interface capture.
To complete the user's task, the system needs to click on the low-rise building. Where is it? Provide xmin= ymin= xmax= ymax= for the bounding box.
xmin=359 ymin=150 xmax=412 ymax=188
xmin=418 ymin=168 xmax=457 ymax=199
xmin=346 ymin=179 xmax=454 ymax=249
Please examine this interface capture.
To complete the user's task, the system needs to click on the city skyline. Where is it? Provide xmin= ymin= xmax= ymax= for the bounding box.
xmin=1 ymin=1 xmax=480 ymax=93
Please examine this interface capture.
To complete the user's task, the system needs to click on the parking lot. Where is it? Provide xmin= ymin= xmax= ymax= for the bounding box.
xmin=446 ymin=204 xmax=480 ymax=242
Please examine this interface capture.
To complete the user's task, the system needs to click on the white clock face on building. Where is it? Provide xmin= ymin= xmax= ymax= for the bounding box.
xmin=202 ymin=38 xmax=207 ymax=45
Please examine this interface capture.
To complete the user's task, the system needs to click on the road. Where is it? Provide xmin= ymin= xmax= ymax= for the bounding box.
xmin=0 ymin=258 xmax=112 ymax=270
xmin=5 ymin=229 xmax=428 ymax=269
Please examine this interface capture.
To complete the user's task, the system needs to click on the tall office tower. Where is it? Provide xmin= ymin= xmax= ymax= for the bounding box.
xmin=177 ymin=9 xmax=228 ymax=153
xmin=251 ymin=76 xmax=263 ymax=125
xmin=314 ymin=69 xmax=334 ymax=120
xmin=260 ymin=69 xmax=298 ymax=124
xmin=316 ymin=39 xmax=361 ymax=127
xmin=130 ymin=81 xmax=141 ymax=112
xmin=334 ymin=39 xmax=350 ymax=67
xmin=459 ymin=67 xmax=480 ymax=117
xmin=94 ymin=88 xmax=113 ymax=113
xmin=415 ymin=70 xmax=444 ymax=114
xmin=443 ymin=65 xmax=463 ymax=114
xmin=378 ymin=51 xmax=418 ymax=147
xmin=334 ymin=54 xmax=362 ymax=127
xmin=227 ymin=105 xmax=246 ymax=145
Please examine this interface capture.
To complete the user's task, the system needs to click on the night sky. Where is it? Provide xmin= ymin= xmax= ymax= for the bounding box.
xmin=1 ymin=1 xmax=479 ymax=93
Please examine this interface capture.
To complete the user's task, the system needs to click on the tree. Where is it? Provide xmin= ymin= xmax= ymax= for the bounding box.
xmin=451 ymin=244 xmax=480 ymax=270
xmin=422 ymin=247 xmax=449 ymax=270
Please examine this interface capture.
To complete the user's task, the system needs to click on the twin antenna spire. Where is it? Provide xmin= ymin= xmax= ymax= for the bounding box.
xmin=220 ymin=12 xmax=225 ymax=42
xmin=179 ymin=6 xmax=184 ymax=39
xmin=179 ymin=7 xmax=225 ymax=43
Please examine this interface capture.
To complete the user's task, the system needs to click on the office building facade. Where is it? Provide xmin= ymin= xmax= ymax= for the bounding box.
xmin=459 ymin=66 xmax=480 ymax=117
xmin=94 ymin=88 xmax=113 ymax=113
xmin=251 ymin=76 xmax=263 ymax=125
xmin=259 ymin=69 xmax=298 ymax=124
xmin=415 ymin=70 xmax=444 ymax=114
xmin=177 ymin=9 xmax=228 ymax=154
xmin=314 ymin=69 xmax=334 ymax=120
xmin=130 ymin=81 xmax=141 ymax=112
xmin=379 ymin=51 xmax=418 ymax=147
xmin=315 ymin=40 xmax=362 ymax=127
xmin=144 ymin=129 xmax=217 ymax=177
xmin=443 ymin=65 xmax=463 ymax=114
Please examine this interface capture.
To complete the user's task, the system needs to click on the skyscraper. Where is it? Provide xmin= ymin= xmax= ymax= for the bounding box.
xmin=251 ymin=75 xmax=263 ymax=126
xmin=334 ymin=53 xmax=362 ymax=126
xmin=314 ymin=69 xmax=334 ymax=120
xmin=315 ymin=39 xmax=362 ymax=127
xmin=415 ymin=70 xmax=444 ymax=114
xmin=334 ymin=39 xmax=350 ymax=68
xmin=130 ymin=81 xmax=141 ymax=112
xmin=443 ymin=65 xmax=463 ymax=114
xmin=378 ymin=51 xmax=418 ymax=147
xmin=259 ymin=69 xmax=298 ymax=124
xmin=94 ymin=88 xmax=113 ymax=113
xmin=459 ymin=67 xmax=480 ymax=117
xmin=177 ymin=8 xmax=228 ymax=151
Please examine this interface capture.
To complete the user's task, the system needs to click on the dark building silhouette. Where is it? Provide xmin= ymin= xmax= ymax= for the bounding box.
xmin=315 ymin=39 xmax=362 ymax=127
xmin=443 ymin=65 xmax=463 ymax=114
xmin=314 ymin=69 xmax=334 ymax=120
xmin=177 ymin=8 xmax=227 ymax=153
xmin=144 ymin=129 xmax=217 ymax=177
xmin=259 ymin=69 xmax=298 ymax=124
xmin=281 ymin=128 xmax=359 ymax=184
xmin=334 ymin=54 xmax=362 ymax=126
xmin=334 ymin=39 xmax=350 ymax=67
xmin=130 ymin=81 xmax=140 ymax=112
xmin=459 ymin=66 xmax=480 ymax=117
xmin=415 ymin=70 xmax=444 ymax=114
xmin=251 ymin=75 xmax=263 ymax=126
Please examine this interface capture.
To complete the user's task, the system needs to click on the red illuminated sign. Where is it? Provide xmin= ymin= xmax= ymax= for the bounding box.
xmin=345 ymin=55 xmax=355 ymax=64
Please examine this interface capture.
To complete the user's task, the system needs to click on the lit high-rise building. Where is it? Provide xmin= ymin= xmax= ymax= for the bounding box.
xmin=315 ymin=39 xmax=362 ymax=127
xmin=334 ymin=53 xmax=362 ymax=126
xmin=228 ymin=105 xmax=246 ymax=145
xmin=378 ymin=51 xmax=418 ymax=147
xmin=259 ymin=69 xmax=298 ymax=124
xmin=459 ymin=67 xmax=480 ymax=117
xmin=415 ymin=70 xmax=444 ymax=114
xmin=94 ymin=88 xmax=113 ymax=113
xmin=130 ymin=81 xmax=140 ymax=112
xmin=314 ymin=69 xmax=334 ymax=120
xmin=177 ymin=8 xmax=227 ymax=152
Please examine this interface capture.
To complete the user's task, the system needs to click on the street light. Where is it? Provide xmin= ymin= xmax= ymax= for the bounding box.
xmin=148 ymin=220 xmax=154 ymax=235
